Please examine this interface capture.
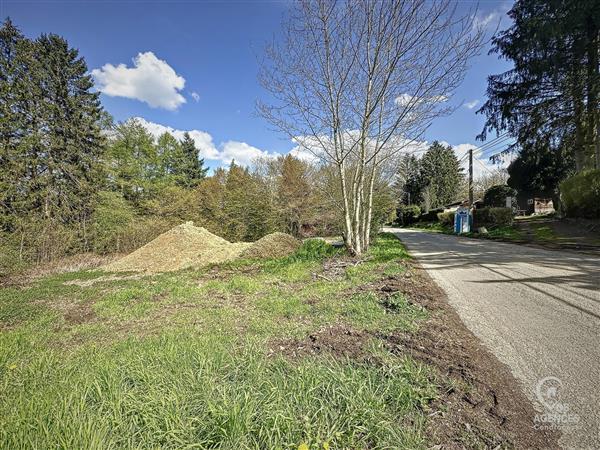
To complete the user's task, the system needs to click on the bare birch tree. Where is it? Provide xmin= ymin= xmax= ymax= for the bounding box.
xmin=259 ymin=0 xmax=485 ymax=255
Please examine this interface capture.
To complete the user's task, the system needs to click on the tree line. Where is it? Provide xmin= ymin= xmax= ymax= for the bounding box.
xmin=0 ymin=19 xmax=396 ymax=275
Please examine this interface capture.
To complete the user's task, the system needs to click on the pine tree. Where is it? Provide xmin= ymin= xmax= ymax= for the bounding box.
xmin=419 ymin=142 xmax=463 ymax=210
xmin=32 ymin=33 xmax=105 ymax=226
xmin=479 ymin=0 xmax=600 ymax=171
xmin=179 ymin=132 xmax=208 ymax=187
xmin=106 ymin=119 xmax=157 ymax=205
xmin=1 ymin=21 xmax=105 ymax=239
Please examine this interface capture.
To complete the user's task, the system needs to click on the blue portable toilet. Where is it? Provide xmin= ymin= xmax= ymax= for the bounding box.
xmin=454 ymin=206 xmax=471 ymax=234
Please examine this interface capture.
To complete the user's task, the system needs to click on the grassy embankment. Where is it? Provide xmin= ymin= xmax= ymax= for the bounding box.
xmin=1 ymin=234 xmax=439 ymax=449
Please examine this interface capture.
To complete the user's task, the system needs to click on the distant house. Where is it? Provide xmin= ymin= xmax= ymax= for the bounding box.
xmin=443 ymin=199 xmax=483 ymax=213
xmin=527 ymin=198 xmax=554 ymax=215
xmin=514 ymin=193 xmax=555 ymax=216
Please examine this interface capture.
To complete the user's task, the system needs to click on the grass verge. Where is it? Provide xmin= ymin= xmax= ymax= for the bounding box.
xmin=1 ymin=235 xmax=437 ymax=449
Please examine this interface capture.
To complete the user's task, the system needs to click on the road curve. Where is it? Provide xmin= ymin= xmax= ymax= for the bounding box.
xmin=385 ymin=228 xmax=600 ymax=449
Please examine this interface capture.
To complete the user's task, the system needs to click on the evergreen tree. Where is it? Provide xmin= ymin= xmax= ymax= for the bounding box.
xmin=33 ymin=33 xmax=105 ymax=225
xmin=394 ymin=154 xmax=423 ymax=206
xmin=0 ymin=21 xmax=104 ymax=233
xmin=419 ymin=141 xmax=463 ymax=210
xmin=178 ymin=132 xmax=208 ymax=187
xmin=479 ymin=0 xmax=600 ymax=171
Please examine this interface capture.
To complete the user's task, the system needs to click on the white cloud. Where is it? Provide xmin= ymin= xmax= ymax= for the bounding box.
xmin=133 ymin=117 xmax=277 ymax=166
xmin=191 ymin=91 xmax=200 ymax=102
xmin=394 ymin=93 xmax=448 ymax=107
xmin=92 ymin=52 xmax=186 ymax=110
xmin=464 ymin=99 xmax=479 ymax=110
xmin=221 ymin=141 xmax=279 ymax=166
xmin=473 ymin=11 xmax=499 ymax=29
xmin=447 ymin=142 xmax=511 ymax=179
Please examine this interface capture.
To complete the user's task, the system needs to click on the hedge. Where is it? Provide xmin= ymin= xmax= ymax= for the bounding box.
xmin=483 ymin=185 xmax=517 ymax=208
xmin=418 ymin=207 xmax=444 ymax=222
xmin=397 ymin=204 xmax=421 ymax=225
xmin=560 ymin=169 xmax=600 ymax=218
xmin=473 ymin=207 xmax=513 ymax=227
xmin=437 ymin=211 xmax=455 ymax=227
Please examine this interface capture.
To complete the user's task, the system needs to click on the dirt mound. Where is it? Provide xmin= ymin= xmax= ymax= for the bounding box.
xmin=241 ymin=232 xmax=300 ymax=259
xmin=103 ymin=222 xmax=251 ymax=273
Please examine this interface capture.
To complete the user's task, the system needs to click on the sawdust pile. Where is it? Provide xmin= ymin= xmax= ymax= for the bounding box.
xmin=241 ymin=232 xmax=300 ymax=259
xmin=103 ymin=222 xmax=251 ymax=273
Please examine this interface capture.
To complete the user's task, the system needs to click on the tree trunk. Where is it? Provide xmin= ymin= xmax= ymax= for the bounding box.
xmin=573 ymin=73 xmax=586 ymax=171
xmin=586 ymin=18 xmax=599 ymax=170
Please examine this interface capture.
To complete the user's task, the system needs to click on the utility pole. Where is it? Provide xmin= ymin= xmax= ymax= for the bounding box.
xmin=468 ymin=148 xmax=474 ymax=207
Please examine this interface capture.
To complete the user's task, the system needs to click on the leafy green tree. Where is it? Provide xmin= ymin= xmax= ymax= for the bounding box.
xmin=106 ymin=119 xmax=158 ymax=206
xmin=276 ymin=154 xmax=313 ymax=237
xmin=483 ymin=185 xmax=517 ymax=208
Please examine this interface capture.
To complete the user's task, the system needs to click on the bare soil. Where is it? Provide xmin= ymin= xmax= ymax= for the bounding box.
xmin=269 ymin=324 xmax=372 ymax=361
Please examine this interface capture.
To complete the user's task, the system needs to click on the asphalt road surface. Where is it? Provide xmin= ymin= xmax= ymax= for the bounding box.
xmin=386 ymin=228 xmax=600 ymax=449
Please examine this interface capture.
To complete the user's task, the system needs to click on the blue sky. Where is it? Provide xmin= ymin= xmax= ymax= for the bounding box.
xmin=2 ymin=0 xmax=513 ymax=171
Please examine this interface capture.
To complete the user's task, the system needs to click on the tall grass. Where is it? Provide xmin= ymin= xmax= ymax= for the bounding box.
xmin=0 ymin=234 xmax=436 ymax=449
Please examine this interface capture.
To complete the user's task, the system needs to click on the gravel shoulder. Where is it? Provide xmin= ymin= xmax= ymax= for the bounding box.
xmin=386 ymin=227 xmax=600 ymax=449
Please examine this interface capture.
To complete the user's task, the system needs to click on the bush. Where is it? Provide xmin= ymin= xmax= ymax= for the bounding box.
xmin=397 ymin=205 xmax=421 ymax=225
xmin=560 ymin=169 xmax=600 ymax=218
xmin=437 ymin=211 xmax=455 ymax=227
xmin=418 ymin=208 xmax=444 ymax=222
xmin=483 ymin=185 xmax=517 ymax=208
xmin=291 ymin=238 xmax=338 ymax=261
xmin=473 ymin=207 xmax=514 ymax=227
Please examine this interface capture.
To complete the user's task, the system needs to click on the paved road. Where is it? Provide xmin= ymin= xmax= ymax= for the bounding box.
xmin=386 ymin=228 xmax=600 ymax=449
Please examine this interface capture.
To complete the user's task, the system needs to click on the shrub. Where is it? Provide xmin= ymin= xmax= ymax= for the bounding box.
xmin=91 ymin=191 xmax=136 ymax=253
xmin=437 ymin=211 xmax=455 ymax=227
xmin=560 ymin=169 xmax=600 ymax=218
xmin=397 ymin=205 xmax=421 ymax=225
xmin=483 ymin=185 xmax=517 ymax=208
xmin=473 ymin=207 xmax=513 ymax=227
xmin=291 ymin=238 xmax=338 ymax=261
xmin=418 ymin=208 xmax=444 ymax=222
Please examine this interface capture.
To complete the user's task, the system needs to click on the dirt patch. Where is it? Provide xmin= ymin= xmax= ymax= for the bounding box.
xmin=269 ymin=324 xmax=372 ymax=361
xmin=63 ymin=302 xmax=97 ymax=325
xmin=371 ymin=260 xmax=560 ymax=449
xmin=64 ymin=274 xmax=143 ymax=287
xmin=241 ymin=232 xmax=300 ymax=259
xmin=0 ymin=253 xmax=120 ymax=288
xmin=318 ymin=256 xmax=361 ymax=280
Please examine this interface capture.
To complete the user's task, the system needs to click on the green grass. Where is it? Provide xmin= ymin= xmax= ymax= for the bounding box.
xmin=532 ymin=225 xmax=556 ymax=241
xmin=0 ymin=234 xmax=437 ymax=449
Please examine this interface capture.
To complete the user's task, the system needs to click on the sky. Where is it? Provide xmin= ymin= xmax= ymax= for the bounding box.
xmin=2 ymin=0 xmax=514 ymax=176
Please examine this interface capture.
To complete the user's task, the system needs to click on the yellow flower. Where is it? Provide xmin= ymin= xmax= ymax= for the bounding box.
xmin=8 ymin=363 xmax=17 ymax=370
xmin=298 ymin=443 xmax=309 ymax=450
xmin=323 ymin=442 xmax=330 ymax=450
